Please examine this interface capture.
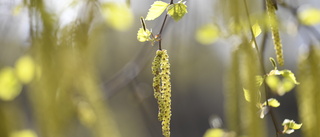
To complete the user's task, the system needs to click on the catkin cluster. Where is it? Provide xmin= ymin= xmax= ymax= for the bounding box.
xmin=152 ymin=50 xmax=172 ymax=137
xmin=266 ymin=0 xmax=284 ymax=66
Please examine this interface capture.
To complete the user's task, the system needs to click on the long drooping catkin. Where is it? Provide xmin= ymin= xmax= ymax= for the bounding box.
xmin=152 ymin=50 xmax=172 ymax=137
xmin=297 ymin=47 xmax=320 ymax=137
xmin=225 ymin=49 xmax=241 ymax=134
xmin=152 ymin=50 xmax=163 ymax=121
xmin=239 ymin=43 xmax=266 ymax=137
xmin=266 ymin=0 xmax=284 ymax=66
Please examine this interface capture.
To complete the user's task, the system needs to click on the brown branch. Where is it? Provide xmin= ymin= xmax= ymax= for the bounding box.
xmin=158 ymin=0 xmax=174 ymax=50
xmin=243 ymin=0 xmax=281 ymax=136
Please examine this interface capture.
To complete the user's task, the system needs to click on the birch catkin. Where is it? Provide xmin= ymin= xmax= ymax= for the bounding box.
xmin=266 ymin=0 xmax=284 ymax=66
xmin=152 ymin=50 xmax=172 ymax=137
xmin=297 ymin=48 xmax=320 ymax=137
xmin=152 ymin=50 xmax=163 ymax=121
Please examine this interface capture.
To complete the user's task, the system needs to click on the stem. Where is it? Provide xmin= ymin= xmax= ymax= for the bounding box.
xmin=157 ymin=0 xmax=174 ymax=50
xmin=261 ymin=28 xmax=282 ymax=137
xmin=158 ymin=14 xmax=168 ymax=50
xmin=244 ymin=0 xmax=281 ymax=136
xmin=243 ymin=0 xmax=259 ymax=51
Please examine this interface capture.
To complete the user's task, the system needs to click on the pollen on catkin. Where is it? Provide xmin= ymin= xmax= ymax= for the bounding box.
xmin=152 ymin=50 xmax=163 ymax=121
xmin=152 ymin=49 xmax=172 ymax=137
xmin=266 ymin=0 xmax=284 ymax=66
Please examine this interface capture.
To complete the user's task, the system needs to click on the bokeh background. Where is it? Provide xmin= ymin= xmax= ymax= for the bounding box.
xmin=1 ymin=0 xmax=320 ymax=137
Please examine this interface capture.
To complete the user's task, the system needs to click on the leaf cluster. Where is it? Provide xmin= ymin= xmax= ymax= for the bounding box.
xmin=137 ymin=0 xmax=188 ymax=45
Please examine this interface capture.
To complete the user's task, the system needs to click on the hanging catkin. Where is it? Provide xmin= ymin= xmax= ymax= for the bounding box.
xmin=152 ymin=50 xmax=163 ymax=121
xmin=297 ymin=47 xmax=320 ymax=137
xmin=225 ymin=49 xmax=241 ymax=134
xmin=266 ymin=0 xmax=284 ymax=66
xmin=152 ymin=50 xmax=172 ymax=137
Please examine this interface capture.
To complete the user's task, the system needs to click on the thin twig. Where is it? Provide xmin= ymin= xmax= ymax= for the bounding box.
xmin=158 ymin=0 xmax=174 ymax=50
xmin=158 ymin=14 xmax=168 ymax=50
xmin=244 ymin=0 xmax=281 ymax=136
xmin=243 ymin=0 xmax=259 ymax=51
xmin=261 ymin=30 xmax=282 ymax=137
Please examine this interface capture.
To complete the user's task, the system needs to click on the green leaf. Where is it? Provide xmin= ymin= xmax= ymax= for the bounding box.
xmin=243 ymin=88 xmax=251 ymax=102
xmin=281 ymin=78 xmax=295 ymax=92
xmin=203 ymin=128 xmax=224 ymax=137
xmin=291 ymin=123 xmax=303 ymax=130
xmin=283 ymin=129 xmax=295 ymax=134
xmin=268 ymin=69 xmax=281 ymax=75
xmin=101 ymin=3 xmax=133 ymax=31
xmin=265 ymin=98 xmax=280 ymax=107
xmin=145 ymin=1 xmax=169 ymax=21
xmin=266 ymin=75 xmax=280 ymax=91
xmin=298 ymin=8 xmax=320 ymax=25
xmin=196 ymin=24 xmax=220 ymax=45
xmin=266 ymin=69 xmax=299 ymax=95
xmin=259 ymin=105 xmax=268 ymax=119
xmin=266 ymin=75 xmax=296 ymax=96
xmin=252 ymin=23 xmax=261 ymax=37
xmin=280 ymin=70 xmax=300 ymax=84
xmin=137 ymin=28 xmax=152 ymax=42
xmin=0 ymin=67 xmax=22 ymax=101
xmin=167 ymin=0 xmax=188 ymax=21
xmin=282 ymin=119 xmax=302 ymax=134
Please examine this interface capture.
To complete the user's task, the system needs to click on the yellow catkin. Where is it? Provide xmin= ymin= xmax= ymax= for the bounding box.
xmin=152 ymin=50 xmax=163 ymax=121
xmin=239 ymin=42 xmax=266 ymax=137
xmin=297 ymin=47 xmax=320 ymax=137
xmin=225 ymin=49 xmax=241 ymax=134
xmin=266 ymin=0 xmax=284 ymax=66
xmin=152 ymin=50 xmax=172 ymax=137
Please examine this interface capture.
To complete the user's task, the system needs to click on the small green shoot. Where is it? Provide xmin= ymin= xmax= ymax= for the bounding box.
xmin=282 ymin=119 xmax=302 ymax=134
xmin=167 ymin=0 xmax=188 ymax=21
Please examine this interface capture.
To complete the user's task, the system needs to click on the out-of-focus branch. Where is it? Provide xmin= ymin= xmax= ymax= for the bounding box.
xmin=103 ymin=44 xmax=154 ymax=99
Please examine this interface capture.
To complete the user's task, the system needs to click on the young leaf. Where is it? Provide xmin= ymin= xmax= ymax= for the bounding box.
xmin=259 ymin=105 xmax=269 ymax=119
xmin=145 ymin=1 xmax=169 ymax=21
xmin=243 ymin=88 xmax=251 ymax=102
xmin=268 ymin=69 xmax=281 ymax=75
xmin=137 ymin=28 xmax=152 ymax=42
xmin=282 ymin=119 xmax=302 ymax=134
xmin=167 ymin=0 xmax=188 ymax=22
xmin=266 ymin=75 xmax=280 ymax=92
xmin=252 ymin=23 xmax=261 ymax=37
xmin=266 ymin=75 xmax=296 ymax=96
xmin=196 ymin=24 xmax=220 ymax=45
xmin=280 ymin=70 xmax=300 ymax=84
xmin=281 ymin=78 xmax=295 ymax=92
xmin=298 ymin=8 xmax=320 ymax=25
xmin=264 ymin=98 xmax=280 ymax=107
